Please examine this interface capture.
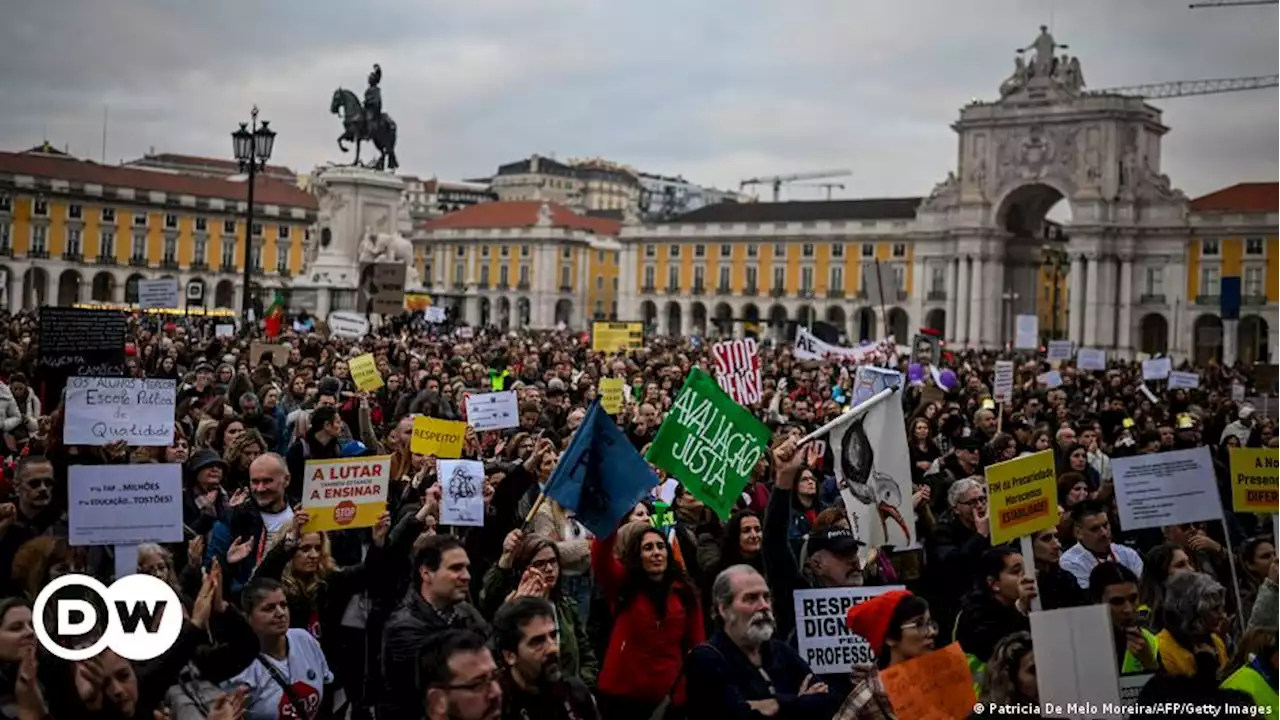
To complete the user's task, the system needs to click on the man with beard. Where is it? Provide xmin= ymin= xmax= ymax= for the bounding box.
xmin=686 ymin=565 xmax=839 ymax=718
xmin=492 ymin=597 xmax=599 ymax=720
xmin=421 ymin=630 xmax=503 ymax=720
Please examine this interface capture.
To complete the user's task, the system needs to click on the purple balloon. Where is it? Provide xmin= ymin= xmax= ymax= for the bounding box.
xmin=907 ymin=363 xmax=926 ymax=384
xmin=938 ymin=369 xmax=958 ymax=391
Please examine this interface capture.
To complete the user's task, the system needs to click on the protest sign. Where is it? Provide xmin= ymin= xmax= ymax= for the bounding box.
xmin=425 ymin=306 xmax=446 ymax=324
xmin=1228 ymin=447 xmax=1278 ymax=513
xmin=793 ymin=326 xmax=880 ymax=363
xmin=591 ymin=322 xmax=644 ymax=353
xmin=1077 ymin=347 xmax=1107 ymax=371
xmin=137 ymin=278 xmax=180 ymax=310
xmin=1231 ymin=382 xmax=1246 ymax=403
xmin=456 ymin=326 xmax=474 ymax=339
xmin=852 ymin=366 xmax=901 ymax=407
xmin=792 ymin=586 xmax=906 ymax=673
xmin=65 ymin=377 xmax=175 ymax=446
xmin=67 ymin=464 xmax=182 ymax=546
xmin=984 ymin=450 xmax=1057 ymax=545
xmin=438 ymin=460 xmax=485 ymax=526
xmin=880 ymin=642 xmax=976 ymax=720
xmin=646 ymin=368 xmax=771 ymax=520
xmin=1030 ymin=604 xmax=1122 ymax=720
xmin=250 ymin=342 xmax=290 ymax=368
xmin=37 ymin=307 xmax=126 ymax=404
xmin=465 ymin=391 xmax=519 ymax=431
xmin=215 ymin=323 xmax=235 ymax=339
xmin=992 ymin=360 xmax=1014 ymax=404
xmin=327 ymin=311 xmax=369 ymax=339
xmin=301 ymin=455 xmax=391 ymax=533
xmin=1141 ymin=356 xmax=1171 ymax=381
xmin=711 ymin=338 xmax=762 ymax=406
xmin=911 ymin=333 xmax=941 ymax=366
xmin=411 ymin=417 xmax=466 ymax=458
xmin=359 ymin=262 xmax=407 ymax=316
xmin=1037 ymin=370 xmax=1063 ymax=388
xmin=1111 ymin=447 xmax=1222 ymax=531
xmin=349 ymin=353 xmax=384 ymax=392
xmin=599 ymin=377 xmax=625 ymax=415
xmin=1167 ymin=370 xmax=1200 ymax=390
xmin=1046 ymin=339 xmax=1073 ymax=362
xmin=1014 ymin=314 xmax=1039 ymax=350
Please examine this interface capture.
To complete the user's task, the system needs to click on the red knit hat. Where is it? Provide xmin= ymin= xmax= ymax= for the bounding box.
xmin=845 ymin=590 xmax=913 ymax=655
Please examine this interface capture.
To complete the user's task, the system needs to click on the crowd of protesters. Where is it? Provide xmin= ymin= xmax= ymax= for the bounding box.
xmin=0 ymin=306 xmax=1275 ymax=720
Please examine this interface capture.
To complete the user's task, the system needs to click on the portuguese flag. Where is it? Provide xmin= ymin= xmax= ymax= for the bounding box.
xmin=264 ymin=291 xmax=285 ymax=338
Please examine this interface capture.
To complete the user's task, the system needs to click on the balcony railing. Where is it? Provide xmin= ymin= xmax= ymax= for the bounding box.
xmin=129 ymin=256 xmax=148 ymax=267
xmin=927 ymin=290 xmax=947 ymax=301
xmin=161 ymin=259 xmax=179 ymax=270
xmin=1195 ymin=294 xmax=1220 ymax=305
xmin=665 ymin=285 xmax=680 ymax=295
xmin=191 ymin=261 xmax=208 ymax=272
xmin=277 ymin=266 xmax=292 ymax=278
xmin=799 ymin=289 xmax=815 ymax=298
xmin=29 ymin=249 xmax=50 ymax=260
xmin=559 ymin=285 xmax=572 ymax=293
xmin=1139 ymin=293 xmax=1165 ymax=304
xmin=691 ymin=284 xmax=705 ymax=296
xmin=770 ymin=287 xmax=786 ymax=297
xmin=1243 ymin=294 xmax=1268 ymax=306
xmin=716 ymin=285 xmax=731 ymax=295
xmin=0 ymin=245 xmax=12 ymax=258
xmin=641 ymin=284 xmax=655 ymax=293
xmin=828 ymin=288 xmax=845 ymax=299
xmin=517 ymin=281 xmax=530 ymax=290
xmin=95 ymin=254 xmax=115 ymax=265
xmin=477 ymin=282 xmax=490 ymax=290
xmin=496 ymin=282 xmax=509 ymax=290
xmin=62 ymin=251 xmax=83 ymax=262
xmin=744 ymin=285 xmax=757 ymax=296
xmin=220 ymin=262 xmax=237 ymax=273
xmin=896 ymin=290 xmax=909 ymax=301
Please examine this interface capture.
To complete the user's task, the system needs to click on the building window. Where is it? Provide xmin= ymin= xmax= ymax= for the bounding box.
xmin=194 ymin=237 xmax=207 ymax=265
xmin=499 ymin=265 xmax=510 ymax=287
xmin=221 ymin=239 xmax=237 ymax=268
xmin=1200 ymin=265 xmax=1220 ymax=295
xmin=1143 ymin=267 xmax=1163 ymax=296
xmin=595 ymin=300 xmax=604 ymax=317
xmin=131 ymin=212 xmax=146 ymax=228
xmin=101 ymin=207 xmax=115 ymax=223
xmin=100 ymin=231 xmax=115 ymax=259
xmin=30 ymin=225 xmax=47 ymax=254
xmin=694 ymin=244 xmax=705 ymax=258
xmin=521 ymin=245 xmax=530 ymax=258
xmin=0 ymin=194 xmax=10 ymax=213
xmin=223 ymin=219 xmax=236 ymax=235
xmin=0 ymin=224 xmax=9 ymax=252
xmin=66 ymin=228 xmax=81 ymax=255
xmin=892 ymin=243 xmax=906 ymax=258
xmin=519 ymin=265 xmax=530 ymax=285
xmin=645 ymin=244 xmax=655 ymax=258
xmin=694 ymin=265 xmax=705 ymax=290
xmin=612 ymin=277 xmax=618 ymax=291
xmin=481 ymin=245 xmax=490 ymax=258
xmin=773 ymin=243 xmax=785 ymax=258
xmin=893 ymin=265 xmax=906 ymax=291
xmin=772 ymin=266 xmax=785 ymax=290
xmin=500 ymin=245 xmax=510 ymax=258
xmin=277 ymin=244 xmax=290 ymax=272
xmin=719 ymin=266 xmax=731 ymax=290
xmin=747 ymin=244 xmax=758 ymax=258
xmin=1201 ymin=238 xmax=1219 ymax=256
xmin=597 ymin=249 xmax=605 ymax=263
xmin=720 ymin=244 xmax=732 ymax=257
xmin=831 ymin=266 xmax=844 ymax=291
xmin=801 ymin=267 xmax=814 ymax=292
xmin=163 ymin=236 xmax=177 ymax=263
xmin=1246 ymin=237 xmax=1264 ymax=255
xmin=249 ymin=243 xmax=262 ymax=270
xmin=252 ymin=223 xmax=263 ymax=237
xmin=33 ymin=199 xmax=48 ymax=217
xmin=562 ymin=246 xmax=572 ymax=260
xmin=832 ymin=243 xmax=844 ymax=258
xmin=802 ymin=243 xmax=815 ymax=258
xmin=195 ymin=217 xmax=208 ymax=232
xmin=273 ymin=225 xmax=287 ymax=241
xmin=561 ymin=265 xmax=572 ymax=288
xmin=745 ymin=266 xmax=758 ymax=291
xmin=68 ymin=204 xmax=83 ymax=220
xmin=669 ymin=245 xmax=681 ymax=259
xmin=644 ymin=265 xmax=655 ymax=289
xmin=480 ymin=265 xmax=490 ymax=286
xmin=454 ymin=263 xmax=465 ymax=284
xmin=456 ymin=244 xmax=466 ymax=258
xmin=130 ymin=232 xmax=146 ymax=262
xmin=596 ymin=275 xmax=604 ymax=290
xmin=165 ymin=213 xmax=178 ymax=230
xmin=862 ymin=243 xmax=874 ymax=257
xmin=1245 ymin=266 xmax=1264 ymax=297
xmin=930 ymin=265 xmax=945 ymax=293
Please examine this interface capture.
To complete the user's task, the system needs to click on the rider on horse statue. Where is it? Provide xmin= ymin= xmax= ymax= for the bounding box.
xmin=364 ymin=64 xmax=383 ymax=142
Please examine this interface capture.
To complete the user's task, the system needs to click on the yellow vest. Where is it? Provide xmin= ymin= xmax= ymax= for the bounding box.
xmin=1221 ymin=663 xmax=1278 ymax=720
xmin=1121 ymin=628 xmax=1160 ymax=674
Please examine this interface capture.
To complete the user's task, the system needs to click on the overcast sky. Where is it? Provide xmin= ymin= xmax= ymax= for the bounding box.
xmin=1 ymin=0 xmax=1275 ymax=206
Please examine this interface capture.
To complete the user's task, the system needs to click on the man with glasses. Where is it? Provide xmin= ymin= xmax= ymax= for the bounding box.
xmin=0 ymin=455 xmax=57 ymax=596
xmin=1089 ymin=562 xmax=1158 ymax=673
xmin=420 ymin=630 xmax=502 ymax=720
xmin=1060 ymin=499 xmax=1144 ymax=589
xmin=926 ymin=477 xmax=992 ymax=643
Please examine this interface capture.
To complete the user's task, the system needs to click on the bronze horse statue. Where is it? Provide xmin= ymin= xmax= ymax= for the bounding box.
xmin=330 ymin=88 xmax=399 ymax=171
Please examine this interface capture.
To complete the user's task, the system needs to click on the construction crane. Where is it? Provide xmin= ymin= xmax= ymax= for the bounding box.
xmin=1189 ymin=0 xmax=1276 ymax=7
xmin=740 ymin=170 xmax=852 ymax=202
xmin=1091 ymin=74 xmax=1278 ymax=99
xmin=792 ymin=182 xmax=847 ymax=200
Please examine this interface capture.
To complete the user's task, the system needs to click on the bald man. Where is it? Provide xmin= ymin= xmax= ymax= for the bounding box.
xmin=205 ymin=451 xmax=295 ymax=593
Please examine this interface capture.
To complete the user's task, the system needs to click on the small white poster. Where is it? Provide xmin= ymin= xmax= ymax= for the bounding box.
xmin=456 ymin=326 xmax=474 ymax=339
xmin=1014 ymin=314 xmax=1039 ymax=350
xmin=993 ymin=360 xmax=1015 ymax=404
xmin=214 ymin=323 xmax=235 ymax=338
xmin=1141 ymin=356 xmax=1172 ymax=381
xmin=1046 ymin=340 xmax=1073 ymax=362
xmin=1167 ymin=371 xmax=1200 ymax=390
xmin=1077 ymin=347 xmax=1107 ymax=371
xmin=64 ymin=376 xmax=176 ymax=446
xmin=1031 ymin=604 xmax=1123 ymax=720
xmin=793 ymin=586 xmax=907 ymax=674
xmin=67 ymin=464 xmax=183 ymax=546
xmin=438 ymin=459 xmax=485 ymax=527
xmin=1111 ymin=446 xmax=1223 ymax=532
xmin=328 ymin=311 xmax=370 ymax=339
xmin=137 ymin=278 xmax=180 ymax=310
xmin=465 ymin=390 xmax=519 ymax=431
xmin=1037 ymin=370 xmax=1063 ymax=388
xmin=1231 ymin=382 xmax=1247 ymax=403
xmin=425 ymin=306 xmax=447 ymax=324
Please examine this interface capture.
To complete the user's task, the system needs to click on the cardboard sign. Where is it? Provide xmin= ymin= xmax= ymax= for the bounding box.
xmin=792 ymin=586 xmax=906 ymax=674
xmin=1167 ymin=371 xmax=1200 ymax=390
xmin=359 ymin=262 xmax=407 ymax=316
xmin=328 ymin=311 xmax=369 ymax=339
xmin=250 ymin=342 xmax=290 ymax=367
xmin=592 ymin=322 xmax=644 ymax=353
xmin=465 ymin=391 xmax=519 ymax=431
xmin=1077 ymin=347 xmax=1107 ymax=371
xmin=992 ymin=360 xmax=1015 ymax=404
xmin=349 ymin=353 xmax=384 ymax=392
xmin=67 ymin=464 xmax=183 ymax=546
xmin=711 ymin=338 xmax=762 ymax=406
xmin=137 ymin=278 xmax=180 ymax=310
xmin=215 ymin=323 xmax=236 ymax=338
xmin=1111 ymin=447 xmax=1222 ymax=531
xmin=1030 ymin=605 xmax=1122 ymax=719
xmin=301 ymin=455 xmax=391 ymax=533
xmin=984 ymin=450 xmax=1058 ymax=545
xmin=1228 ymin=447 xmax=1278 ymax=513
xmin=438 ymin=459 xmax=485 ymax=527
xmin=1141 ymin=357 xmax=1172 ymax=381
xmin=1014 ymin=314 xmax=1039 ymax=350
xmin=880 ymin=642 xmax=976 ymax=720
xmin=600 ymin=377 xmax=625 ymax=415
xmin=410 ymin=417 xmax=466 ymax=458
xmin=1046 ymin=339 xmax=1074 ymax=362
xmin=64 ymin=377 xmax=176 ymax=446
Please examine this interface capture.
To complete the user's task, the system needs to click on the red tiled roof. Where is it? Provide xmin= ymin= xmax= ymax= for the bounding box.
xmin=136 ymin=153 xmax=296 ymax=177
xmin=422 ymin=201 xmax=620 ymax=235
xmin=1190 ymin=182 xmax=1278 ymax=214
xmin=0 ymin=151 xmax=316 ymax=210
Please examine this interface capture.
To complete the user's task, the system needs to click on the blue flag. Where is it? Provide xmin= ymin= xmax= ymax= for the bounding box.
xmin=543 ymin=400 xmax=659 ymax=538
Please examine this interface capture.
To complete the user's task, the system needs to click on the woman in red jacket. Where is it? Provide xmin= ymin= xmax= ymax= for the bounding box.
xmin=592 ymin=522 xmax=706 ymax=720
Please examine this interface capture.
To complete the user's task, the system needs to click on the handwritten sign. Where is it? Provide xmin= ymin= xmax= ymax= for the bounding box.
xmin=1167 ymin=370 xmax=1200 ymax=390
xmin=465 ymin=391 xmax=519 ymax=431
xmin=1142 ymin=356 xmax=1172 ymax=381
xmin=327 ymin=311 xmax=369 ymax=339
xmin=1230 ymin=447 xmax=1279 ymax=513
xmin=600 ymin=377 xmax=625 ymax=415
xmin=37 ymin=307 xmax=127 ymax=404
xmin=439 ymin=460 xmax=485 ymax=527
xmin=1077 ymin=347 xmax=1107 ymax=371
xmin=65 ymin=377 xmax=175 ymax=446
xmin=67 ymin=464 xmax=182 ymax=546
xmin=137 ymin=278 xmax=180 ymax=310
xmin=591 ymin=322 xmax=644 ymax=353
xmin=712 ymin=339 xmax=763 ymax=406
xmin=215 ymin=323 xmax=235 ymax=338
xmin=793 ymin=586 xmax=906 ymax=674
xmin=985 ymin=450 xmax=1058 ymax=545
xmin=881 ymin=642 xmax=976 ymax=720
xmin=349 ymin=353 xmax=384 ymax=392
xmin=411 ymin=417 xmax=466 ymax=458
xmin=1046 ymin=340 xmax=1074 ymax=362
xmin=992 ymin=360 xmax=1014 ymax=404
xmin=301 ymin=455 xmax=391 ymax=533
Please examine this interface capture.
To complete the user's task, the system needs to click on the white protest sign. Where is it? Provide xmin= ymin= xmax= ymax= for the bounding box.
xmin=214 ymin=323 xmax=235 ymax=338
xmin=64 ymin=377 xmax=175 ymax=446
xmin=1231 ymin=382 xmax=1247 ymax=403
xmin=328 ymin=311 xmax=370 ymax=340
xmin=67 ymin=464 xmax=183 ymax=546
xmin=993 ymin=361 xmax=1015 ymax=404
xmin=1030 ymin=604 xmax=1122 ymax=720
xmin=456 ymin=326 xmax=474 ymax=339
xmin=425 ymin=306 xmax=447 ymax=324
xmin=1111 ymin=446 xmax=1223 ymax=531
xmin=1014 ymin=314 xmax=1039 ymax=350
xmin=1141 ymin=356 xmax=1171 ymax=381
xmin=1077 ymin=347 xmax=1107 ymax=371
xmin=1046 ymin=340 xmax=1073 ymax=362
xmin=439 ymin=459 xmax=486 ymax=527
xmin=465 ymin=391 xmax=519 ymax=431
xmin=137 ymin=278 xmax=180 ymax=310
xmin=1167 ymin=371 xmax=1200 ymax=390
xmin=793 ymin=327 xmax=880 ymax=363
xmin=1037 ymin=370 xmax=1063 ymax=389
xmin=793 ymin=585 xmax=906 ymax=674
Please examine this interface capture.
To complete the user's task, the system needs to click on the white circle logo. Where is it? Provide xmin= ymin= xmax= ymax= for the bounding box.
xmin=33 ymin=574 xmax=183 ymax=661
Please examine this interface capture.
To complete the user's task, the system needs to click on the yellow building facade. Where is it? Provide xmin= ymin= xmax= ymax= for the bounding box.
xmin=0 ymin=148 xmax=317 ymax=312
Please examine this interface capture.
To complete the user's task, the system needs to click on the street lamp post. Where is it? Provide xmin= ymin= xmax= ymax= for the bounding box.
xmin=231 ymin=107 xmax=277 ymax=324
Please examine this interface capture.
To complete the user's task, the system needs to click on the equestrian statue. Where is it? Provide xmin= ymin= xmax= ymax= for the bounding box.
xmin=330 ymin=64 xmax=399 ymax=171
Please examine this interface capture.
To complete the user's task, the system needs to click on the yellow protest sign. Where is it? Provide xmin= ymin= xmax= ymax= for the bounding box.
xmin=1230 ymin=447 xmax=1279 ymax=513
xmin=349 ymin=353 xmax=383 ymax=392
xmin=591 ymin=322 xmax=644 ymax=353
xmin=411 ymin=416 xmax=466 ymax=458
xmin=984 ymin=449 xmax=1057 ymax=545
xmin=600 ymin=377 xmax=625 ymax=414
xmin=301 ymin=455 xmax=391 ymax=533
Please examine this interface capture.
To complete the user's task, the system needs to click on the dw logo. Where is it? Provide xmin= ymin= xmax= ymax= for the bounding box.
xmin=33 ymin=574 xmax=183 ymax=661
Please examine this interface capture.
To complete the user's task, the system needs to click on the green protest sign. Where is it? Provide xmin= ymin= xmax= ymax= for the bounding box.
xmin=645 ymin=368 xmax=771 ymax=520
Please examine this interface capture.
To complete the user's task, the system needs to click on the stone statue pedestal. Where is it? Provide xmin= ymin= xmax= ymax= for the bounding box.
xmin=294 ymin=165 xmax=406 ymax=318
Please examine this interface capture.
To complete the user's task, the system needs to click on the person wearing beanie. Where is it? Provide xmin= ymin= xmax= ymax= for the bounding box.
xmin=834 ymin=589 xmax=936 ymax=720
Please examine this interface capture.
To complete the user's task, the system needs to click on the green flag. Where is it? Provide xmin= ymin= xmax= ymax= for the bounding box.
xmin=645 ymin=368 xmax=771 ymax=520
